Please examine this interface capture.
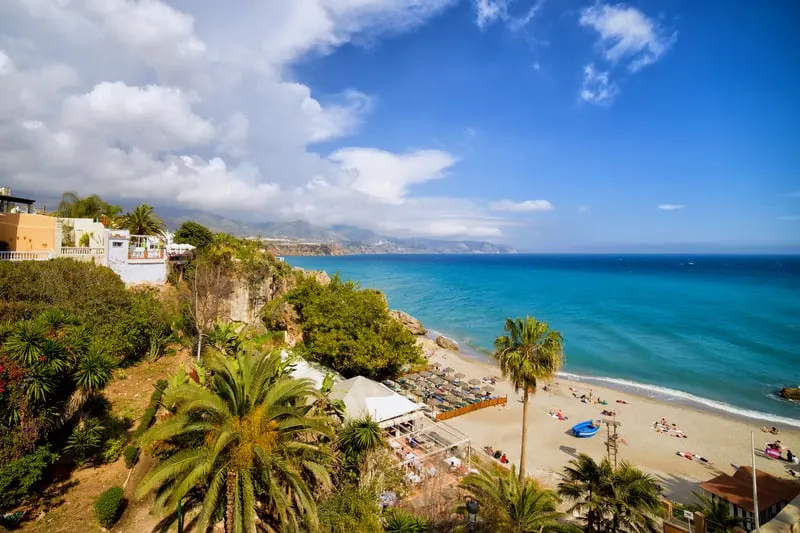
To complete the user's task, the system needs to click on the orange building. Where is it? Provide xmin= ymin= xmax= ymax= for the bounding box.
xmin=0 ymin=213 xmax=57 ymax=251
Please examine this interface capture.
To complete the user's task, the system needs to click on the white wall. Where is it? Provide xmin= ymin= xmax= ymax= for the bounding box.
xmin=58 ymin=218 xmax=106 ymax=247
xmin=105 ymin=229 xmax=167 ymax=285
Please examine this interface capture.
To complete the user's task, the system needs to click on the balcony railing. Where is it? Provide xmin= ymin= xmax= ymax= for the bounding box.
xmin=0 ymin=251 xmax=53 ymax=262
xmin=128 ymin=248 xmax=165 ymax=260
xmin=60 ymin=247 xmax=106 ymax=264
xmin=61 ymin=247 xmax=105 ymax=257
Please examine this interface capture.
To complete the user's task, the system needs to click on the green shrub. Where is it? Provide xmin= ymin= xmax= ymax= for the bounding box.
xmin=94 ymin=486 xmax=125 ymax=528
xmin=283 ymin=275 xmax=424 ymax=380
xmin=101 ymin=436 xmax=126 ymax=464
xmin=123 ymin=445 xmax=138 ymax=468
xmin=0 ymin=445 xmax=59 ymax=512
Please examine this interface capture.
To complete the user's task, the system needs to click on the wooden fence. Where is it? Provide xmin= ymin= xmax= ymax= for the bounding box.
xmin=434 ymin=396 xmax=508 ymax=421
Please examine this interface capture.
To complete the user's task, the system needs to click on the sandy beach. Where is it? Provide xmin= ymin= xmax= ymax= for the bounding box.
xmin=418 ymin=337 xmax=800 ymax=502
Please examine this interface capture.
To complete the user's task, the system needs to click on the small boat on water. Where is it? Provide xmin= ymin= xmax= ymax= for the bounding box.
xmin=572 ymin=420 xmax=600 ymax=438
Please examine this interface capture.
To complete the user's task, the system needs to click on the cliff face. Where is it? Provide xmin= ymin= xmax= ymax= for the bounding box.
xmin=221 ymin=274 xmax=296 ymax=325
xmin=217 ymin=268 xmax=330 ymax=329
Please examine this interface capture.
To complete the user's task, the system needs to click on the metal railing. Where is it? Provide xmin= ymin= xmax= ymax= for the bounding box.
xmin=0 ymin=250 xmax=54 ymax=261
xmin=128 ymin=248 xmax=165 ymax=260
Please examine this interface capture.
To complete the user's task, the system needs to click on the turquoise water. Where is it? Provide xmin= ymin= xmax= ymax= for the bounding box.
xmin=286 ymin=254 xmax=800 ymax=425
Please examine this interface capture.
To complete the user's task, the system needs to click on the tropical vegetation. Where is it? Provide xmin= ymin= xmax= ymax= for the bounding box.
xmin=136 ymin=349 xmax=334 ymax=532
xmin=56 ymin=192 xmax=122 ymax=226
xmin=690 ymin=491 xmax=744 ymax=532
xmin=493 ymin=316 xmax=565 ymax=481
xmin=558 ymin=453 xmax=663 ymax=533
xmin=274 ymin=275 xmax=424 ymax=380
xmin=120 ymin=203 xmax=167 ymax=236
xmin=458 ymin=464 xmax=579 ymax=533
xmin=0 ymin=259 xmax=177 ymax=513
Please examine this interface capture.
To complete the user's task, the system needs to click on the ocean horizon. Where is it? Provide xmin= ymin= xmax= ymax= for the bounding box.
xmin=285 ymin=254 xmax=800 ymax=426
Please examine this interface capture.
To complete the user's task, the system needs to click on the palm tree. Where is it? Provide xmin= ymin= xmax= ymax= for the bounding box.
xmin=691 ymin=492 xmax=743 ymax=533
xmin=493 ymin=316 xmax=565 ymax=481
xmin=136 ymin=350 xmax=333 ymax=533
xmin=458 ymin=464 xmax=579 ymax=533
xmin=339 ymin=415 xmax=383 ymax=463
xmin=120 ymin=203 xmax=166 ymax=237
xmin=558 ymin=454 xmax=662 ymax=533
xmin=57 ymin=192 xmax=122 ymax=225
xmin=383 ymin=509 xmax=431 ymax=533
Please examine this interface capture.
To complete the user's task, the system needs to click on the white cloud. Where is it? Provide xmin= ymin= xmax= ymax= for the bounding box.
xmin=577 ymin=205 xmax=589 ymax=213
xmin=61 ymin=82 xmax=215 ymax=151
xmin=579 ymin=3 xmax=676 ymax=72
xmin=579 ymin=63 xmax=617 ymax=105
xmin=330 ymin=148 xmax=456 ymax=204
xmin=490 ymin=199 xmax=554 ymax=212
xmin=0 ymin=0 xmax=507 ymax=239
xmin=658 ymin=204 xmax=685 ymax=211
xmin=473 ymin=0 xmax=543 ymax=31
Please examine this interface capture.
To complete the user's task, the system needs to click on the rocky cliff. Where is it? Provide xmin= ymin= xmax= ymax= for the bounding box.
xmin=216 ymin=268 xmax=329 ymax=327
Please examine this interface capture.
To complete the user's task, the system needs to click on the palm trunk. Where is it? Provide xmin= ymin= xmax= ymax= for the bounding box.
xmin=226 ymin=470 xmax=236 ymax=533
xmin=519 ymin=388 xmax=530 ymax=482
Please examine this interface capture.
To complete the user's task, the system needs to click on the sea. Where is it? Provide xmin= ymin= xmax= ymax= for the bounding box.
xmin=285 ymin=254 xmax=800 ymax=426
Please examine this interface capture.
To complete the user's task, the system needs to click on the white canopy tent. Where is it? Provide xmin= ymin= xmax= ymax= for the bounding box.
xmin=331 ymin=376 xmax=425 ymax=428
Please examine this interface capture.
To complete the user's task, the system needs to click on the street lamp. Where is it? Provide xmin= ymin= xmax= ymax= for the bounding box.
xmin=466 ymin=497 xmax=480 ymax=531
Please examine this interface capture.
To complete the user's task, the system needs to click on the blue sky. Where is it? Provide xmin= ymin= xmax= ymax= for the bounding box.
xmin=1 ymin=0 xmax=798 ymax=251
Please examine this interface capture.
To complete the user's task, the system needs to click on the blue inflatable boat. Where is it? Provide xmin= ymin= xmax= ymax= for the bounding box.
xmin=572 ymin=420 xmax=600 ymax=438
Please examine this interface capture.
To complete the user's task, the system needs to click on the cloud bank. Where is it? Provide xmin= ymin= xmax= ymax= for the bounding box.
xmin=0 ymin=0 xmax=518 ymax=239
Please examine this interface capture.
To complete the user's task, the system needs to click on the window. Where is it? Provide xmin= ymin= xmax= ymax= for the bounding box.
xmin=112 ymin=241 xmax=123 ymax=248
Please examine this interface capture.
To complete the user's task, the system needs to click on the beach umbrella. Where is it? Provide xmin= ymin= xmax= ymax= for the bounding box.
xmin=420 ymin=371 xmax=432 ymax=378
xmin=444 ymin=367 xmax=455 ymax=374
xmin=455 ymin=372 xmax=466 ymax=379
xmin=446 ymin=394 xmax=459 ymax=404
xmin=426 ymin=398 xmax=438 ymax=407
xmin=431 ymin=376 xmax=444 ymax=385
xmin=430 ymin=362 xmax=441 ymax=369
xmin=484 ymin=386 xmax=495 ymax=393
xmin=468 ymin=378 xmax=480 ymax=386
xmin=445 ymin=375 xmax=459 ymax=383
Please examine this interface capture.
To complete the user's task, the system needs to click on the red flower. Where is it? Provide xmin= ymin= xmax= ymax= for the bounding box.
xmin=39 ymin=356 xmax=46 ymax=361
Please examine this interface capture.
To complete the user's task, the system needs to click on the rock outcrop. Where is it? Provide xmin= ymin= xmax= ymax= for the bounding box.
xmin=435 ymin=335 xmax=459 ymax=351
xmin=264 ymin=301 xmax=303 ymax=346
xmin=222 ymin=274 xmax=296 ymax=325
xmin=390 ymin=310 xmax=426 ymax=335
xmin=779 ymin=386 xmax=800 ymax=401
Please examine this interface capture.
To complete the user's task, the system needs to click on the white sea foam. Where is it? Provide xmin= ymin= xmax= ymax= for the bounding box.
xmin=557 ymin=372 xmax=800 ymax=429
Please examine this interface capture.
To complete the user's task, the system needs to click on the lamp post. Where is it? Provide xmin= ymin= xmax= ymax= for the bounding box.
xmin=466 ymin=497 xmax=480 ymax=532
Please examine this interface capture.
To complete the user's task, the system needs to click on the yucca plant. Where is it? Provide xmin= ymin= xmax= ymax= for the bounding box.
xmin=65 ymin=418 xmax=105 ymax=460
xmin=73 ymin=346 xmax=116 ymax=393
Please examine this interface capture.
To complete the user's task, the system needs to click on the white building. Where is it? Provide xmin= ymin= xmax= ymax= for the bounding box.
xmin=105 ymin=229 xmax=167 ymax=285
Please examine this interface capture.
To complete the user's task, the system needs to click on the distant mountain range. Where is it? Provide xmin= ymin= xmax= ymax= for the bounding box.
xmin=156 ymin=207 xmax=517 ymax=255
xmin=12 ymin=189 xmax=515 ymax=254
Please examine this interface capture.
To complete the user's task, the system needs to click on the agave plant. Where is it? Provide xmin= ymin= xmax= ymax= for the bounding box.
xmin=383 ymin=509 xmax=431 ymax=533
